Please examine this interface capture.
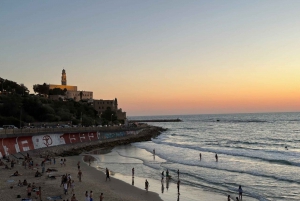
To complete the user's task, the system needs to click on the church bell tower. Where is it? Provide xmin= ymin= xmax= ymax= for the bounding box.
xmin=61 ymin=69 xmax=67 ymax=85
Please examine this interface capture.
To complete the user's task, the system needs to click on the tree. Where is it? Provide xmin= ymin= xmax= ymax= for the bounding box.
xmin=101 ymin=107 xmax=117 ymax=124
xmin=33 ymin=83 xmax=49 ymax=95
xmin=49 ymin=88 xmax=66 ymax=95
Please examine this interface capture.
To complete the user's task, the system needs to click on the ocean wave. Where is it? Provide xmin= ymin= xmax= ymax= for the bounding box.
xmin=149 ymin=140 xmax=300 ymax=167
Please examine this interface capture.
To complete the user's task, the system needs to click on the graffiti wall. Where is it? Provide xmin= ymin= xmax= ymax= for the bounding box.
xmin=0 ymin=130 xmax=143 ymax=158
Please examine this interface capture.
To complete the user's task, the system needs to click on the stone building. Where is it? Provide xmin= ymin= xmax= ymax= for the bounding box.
xmin=48 ymin=69 xmax=93 ymax=101
xmin=93 ymin=98 xmax=126 ymax=121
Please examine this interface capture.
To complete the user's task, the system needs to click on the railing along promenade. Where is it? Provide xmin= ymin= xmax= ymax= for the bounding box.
xmin=0 ymin=125 xmax=146 ymax=137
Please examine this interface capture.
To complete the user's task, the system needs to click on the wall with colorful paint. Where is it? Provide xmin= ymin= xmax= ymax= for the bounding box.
xmin=0 ymin=130 xmax=143 ymax=158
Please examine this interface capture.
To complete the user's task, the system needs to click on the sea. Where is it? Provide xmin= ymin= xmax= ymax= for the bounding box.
xmin=91 ymin=113 xmax=300 ymax=201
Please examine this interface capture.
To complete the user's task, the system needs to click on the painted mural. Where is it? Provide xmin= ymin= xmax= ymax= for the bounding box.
xmin=0 ymin=129 xmax=143 ymax=158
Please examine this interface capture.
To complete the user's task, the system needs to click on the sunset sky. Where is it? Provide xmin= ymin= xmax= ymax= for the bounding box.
xmin=1 ymin=1 xmax=300 ymax=116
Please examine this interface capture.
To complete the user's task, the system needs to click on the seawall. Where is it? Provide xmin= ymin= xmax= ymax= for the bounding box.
xmin=0 ymin=125 xmax=166 ymax=158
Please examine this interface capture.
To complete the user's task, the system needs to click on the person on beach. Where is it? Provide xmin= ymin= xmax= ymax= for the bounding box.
xmin=215 ymin=153 xmax=218 ymax=162
xmin=106 ymin=168 xmax=110 ymax=181
xmin=36 ymin=186 xmax=41 ymax=200
xmin=85 ymin=191 xmax=90 ymax=201
xmin=63 ymin=182 xmax=68 ymax=195
xmin=100 ymin=193 xmax=104 ymax=201
xmin=27 ymin=183 xmax=32 ymax=198
xmin=153 ymin=149 xmax=155 ymax=155
xmin=77 ymin=161 xmax=80 ymax=170
xmin=63 ymin=158 xmax=66 ymax=166
xmin=90 ymin=190 xmax=93 ymax=201
xmin=71 ymin=194 xmax=76 ymax=201
xmin=177 ymin=169 xmax=180 ymax=179
xmin=200 ymin=153 xmax=202 ymax=161
xmin=60 ymin=159 xmax=63 ymax=167
xmin=70 ymin=180 xmax=75 ymax=194
xmin=161 ymin=171 xmax=164 ymax=182
xmin=238 ymin=185 xmax=243 ymax=200
xmin=166 ymin=169 xmax=169 ymax=178
xmin=236 ymin=197 xmax=239 ymax=201
xmin=227 ymin=195 xmax=231 ymax=201
xmin=132 ymin=167 xmax=134 ymax=177
xmin=78 ymin=169 xmax=82 ymax=182
xmin=177 ymin=180 xmax=180 ymax=195
xmin=145 ymin=179 xmax=149 ymax=192
xmin=53 ymin=157 xmax=56 ymax=165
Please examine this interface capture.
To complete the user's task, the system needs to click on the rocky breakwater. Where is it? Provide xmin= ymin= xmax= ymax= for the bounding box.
xmin=29 ymin=125 xmax=166 ymax=157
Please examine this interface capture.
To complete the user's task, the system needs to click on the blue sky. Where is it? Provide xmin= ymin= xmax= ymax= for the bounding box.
xmin=1 ymin=1 xmax=300 ymax=115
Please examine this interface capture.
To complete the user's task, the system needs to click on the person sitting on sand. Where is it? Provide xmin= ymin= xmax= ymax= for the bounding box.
xmin=35 ymin=170 xmax=42 ymax=177
xmin=13 ymin=171 xmax=21 ymax=176
xmin=71 ymin=193 xmax=77 ymax=201
xmin=4 ymin=164 xmax=11 ymax=169
xmin=46 ymin=168 xmax=58 ymax=173
xmin=18 ymin=180 xmax=23 ymax=187
xmin=23 ymin=179 xmax=28 ymax=186
xmin=100 ymin=193 xmax=104 ymax=201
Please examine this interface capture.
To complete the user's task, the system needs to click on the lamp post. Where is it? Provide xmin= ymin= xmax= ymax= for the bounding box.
xmin=19 ymin=105 xmax=22 ymax=129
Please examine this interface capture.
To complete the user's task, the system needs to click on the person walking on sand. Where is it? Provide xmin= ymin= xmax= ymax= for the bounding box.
xmin=77 ymin=161 xmax=80 ymax=170
xmin=90 ymin=190 xmax=93 ymax=201
xmin=145 ymin=179 xmax=149 ymax=192
xmin=238 ymin=185 xmax=243 ymax=200
xmin=106 ymin=168 xmax=110 ymax=181
xmin=177 ymin=180 xmax=180 ymax=195
xmin=85 ymin=191 xmax=90 ymax=201
xmin=215 ymin=153 xmax=218 ymax=162
xmin=100 ymin=193 xmax=104 ymax=201
xmin=78 ymin=169 xmax=82 ymax=182
xmin=132 ymin=168 xmax=134 ymax=177
xmin=227 ymin=195 xmax=231 ymax=201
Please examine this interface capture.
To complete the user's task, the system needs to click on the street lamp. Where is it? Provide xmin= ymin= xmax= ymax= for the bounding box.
xmin=19 ymin=105 xmax=22 ymax=129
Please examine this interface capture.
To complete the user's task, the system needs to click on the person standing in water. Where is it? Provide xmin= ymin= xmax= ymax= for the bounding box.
xmin=200 ymin=153 xmax=202 ymax=161
xmin=132 ymin=167 xmax=134 ymax=177
xmin=177 ymin=169 xmax=179 ymax=179
xmin=238 ymin=185 xmax=243 ymax=200
xmin=215 ymin=153 xmax=218 ymax=162
xmin=145 ymin=179 xmax=149 ymax=192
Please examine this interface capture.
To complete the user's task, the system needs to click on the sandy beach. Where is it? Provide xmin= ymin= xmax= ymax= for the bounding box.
xmin=0 ymin=151 xmax=163 ymax=201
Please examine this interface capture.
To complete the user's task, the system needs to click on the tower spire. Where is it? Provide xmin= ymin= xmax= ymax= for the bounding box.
xmin=61 ymin=69 xmax=67 ymax=85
